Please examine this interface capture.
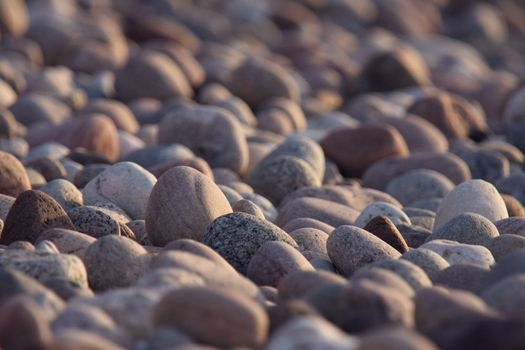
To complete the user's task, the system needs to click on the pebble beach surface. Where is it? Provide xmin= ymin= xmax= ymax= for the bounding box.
xmin=1 ymin=0 xmax=525 ymax=349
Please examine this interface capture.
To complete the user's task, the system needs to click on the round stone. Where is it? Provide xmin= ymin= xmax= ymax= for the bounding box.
xmin=146 ymin=166 xmax=232 ymax=246
xmin=401 ymin=248 xmax=450 ymax=281
xmin=40 ymin=179 xmax=83 ymax=211
xmin=203 ymin=212 xmax=297 ymax=274
xmin=0 ymin=250 xmax=87 ymax=287
xmin=226 ymin=58 xmax=300 ymax=108
xmin=249 ymin=155 xmax=321 ymax=205
xmin=246 ymin=241 xmax=314 ymax=287
xmin=320 ymin=124 xmax=409 ymax=178
xmin=158 ymin=105 xmax=249 ymax=174
xmin=0 ymin=190 xmax=75 ymax=245
xmin=362 ymin=259 xmax=432 ymax=291
xmin=385 ymin=169 xmax=454 ymax=206
xmin=327 ymin=225 xmax=401 ymax=276
xmin=82 ymin=161 xmax=156 ymax=220
xmin=83 ymin=235 xmax=149 ymax=291
xmin=354 ymin=201 xmax=411 ymax=228
xmin=0 ymin=150 xmax=30 ymax=197
xmin=363 ymin=216 xmax=409 ymax=253
xmin=153 ymin=287 xmax=269 ymax=348
xmin=434 ymin=180 xmax=508 ymax=231
xmin=428 ymin=212 xmax=499 ymax=246
xmin=114 ymin=50 xmax=192 ymax=101
xmin=420 ymin=239 xmax=495 ymax=268
xmin=362 ymin=152 xmax=471 ymax=190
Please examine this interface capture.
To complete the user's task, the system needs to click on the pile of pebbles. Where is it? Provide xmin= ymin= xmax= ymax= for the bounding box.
xmin=2 ymin=0 xmax=525 ymax=349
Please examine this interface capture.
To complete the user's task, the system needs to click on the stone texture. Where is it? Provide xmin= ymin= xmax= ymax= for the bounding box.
xmin=0 ymin=190 xmax=75 ymax=245
xmin=327 ymin=225 xmax=401 ymax=276
xmin=146 ymin=166 xmax=232 ymax=246
xmin=363 ymin=216 xmax=409 ymax=253
xmin=434 ymin=180 xmax=508 ymax=231
xmin=203 ymin=212 xmax=297 ymax=274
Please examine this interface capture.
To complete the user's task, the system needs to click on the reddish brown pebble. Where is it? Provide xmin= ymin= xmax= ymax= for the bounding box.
xmin=0 ymin=190 xmax=75 ymax=245
xmin=364 ymin=216 xmax=410 ymax=253
xmin=321 ymin=125 xmax=409 ymax=178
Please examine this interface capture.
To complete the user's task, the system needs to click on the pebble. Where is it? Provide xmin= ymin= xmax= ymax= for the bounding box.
xmin=385 ymin=169 xmax=454 ymax=206
xmin=80 ymin=99 xmax=139 ymax=134
xmin=362 ymin=152 xmax=471 ymax=190
xmin=124 ymin=144 xmax=194 ymax=169
xmin=453 ymin=148 xmax=509 ymax=183
xmin=115 ymin=51 xmax=192 ymax=102
xmin=73 ymin=164 xmax=109 ymax=189
xmin=321 ymin=124 xmax=409 ymax=178
xmin=232 ymin=199 xmax=265 ymax=219
xmin=496 ymin=171 xmax=525 ymax=204
xmin=0 ymin=193 xmax=14 ymax=220
xmin=428 ymin=212 xmax=499 ymax=246
xmin=247 ymin=241 xmax=314 ymax=287
xmin=283 ymin=217 xmax=335 ymax=235
xmin=501 ymin=194 xmax=525 ymax=217
xmin=495 ymin=217 xmax=525 ymax=236
xmin=266 ymin=316 xmax=358 ymax=350
xmin=420 ymin=239 xmax=495 ymax=268
xmin=401 ymin=248 xmax=450 ymax=281
xmin=327 ymin=225 xmax=401 ymax=276
xmin=0 ymin=150 xmax=31 ymax=197
xmin=433 ymin=180 xmax=508 ymax=231
xmin=67 ymin=206 xmax=128 ymax=239
xmin=487 ymin=234 xmax=525 ymax=261
xmin=360 ymin=259 xmax=432 ymax=291
xmin=52 ymin=303 xmax=130 ymax=345
xmin=481 ymin=274 xmax=525 ymax=321
xmin=381 ymin=114 xmax=449 ymax=153
xmin=146 ymin=166 xmax=232 ymax=245
xmin=354 ymin=201 xmax=412 ymax=228
xmin=363 ymin=216 xmax=409 ymax=253
xmin=54 ymin=114 xmax=120 ymax=162
xmin=289 ymin=227 xmax=329 ymax=255
xmin=239 ymin=192 xmax=279 ymax=222
xmin=0 ymin=296 xmax=54 ymax=350
xmin=82 ymin=161 xmax=156 ymax=220
xmin=72 ymin=287 xmax=161 ymax=339
xmin=0 ymin=267 xmax=65 ymax=321
xmin=40 ymin=179 xmax=83 ymax=211
xmin=226 ymin=58 xmax=300 ymax=108
xmin=83 ymin=235 xmax=150 ymax=291
xmin=203 ymin=212 xmax=298 ymax=274
xmin=25 ymin=156 xmax=67 ymax=182
xmin=0 ymin=249 xmax=88 ymax=287
xmin=151 ymin=251 xmax=261 ymax=300
xmin=153 ymin=287 xmax=269 ymax=348
xmin=434 ymin=264 xmax=490 ymax=292
xmin=0 ymin=2 xmax=523 ymax=349
xmin=351 ymin=267 xmax=415 ymax=297
xmin=258 ymin=135 xmax=326 ymax=180
xmin=36 ymin=228 xmax=96 ymax=259
xmin=277 ymin=270 xmax=347 ymax=300
xmin=164 ymin=239 xmax=236 ymax=273
xmin=480 ymin=251 xmax=525 ymax=289
xmin=158 ymin=105 xmax=249 ymax=174
xmin=277 ymin=197 xmax=359 ymax=228
xmin=249 ymin=155 xmax=321 ymax=204
xmin=0 ymin=190 xmax=75 ymax=245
